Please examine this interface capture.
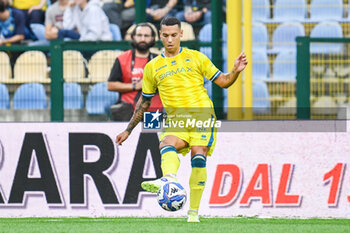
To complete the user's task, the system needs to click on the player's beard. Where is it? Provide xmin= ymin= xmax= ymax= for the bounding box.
xmin=131 ymin=41 xmax=154 ymax=53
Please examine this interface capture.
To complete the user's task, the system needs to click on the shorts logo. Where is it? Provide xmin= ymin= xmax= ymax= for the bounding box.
xmin=143 ymin=110 xmax=162 ymax=129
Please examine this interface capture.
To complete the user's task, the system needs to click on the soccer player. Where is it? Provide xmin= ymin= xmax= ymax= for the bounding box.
xmin=116 ymin=16 xmax=247 ymax=222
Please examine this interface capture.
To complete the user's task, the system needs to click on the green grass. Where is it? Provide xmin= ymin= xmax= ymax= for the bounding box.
xmin=0 ymin=217 xmax=349 ymax=233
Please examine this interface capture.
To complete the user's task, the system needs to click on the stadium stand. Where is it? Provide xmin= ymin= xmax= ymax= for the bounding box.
xmin=310 ymin=21 xmax=343 ymax=54
xmin=252 ymin=23 xmax=269 ymax=51
xmin=253 ymin=81 xmax=271 ymax=114
xmin=63 ymin=50 xmax=88 ymax=83
xmin=0 ymin=83 xmax=10 ymax=109
xmin=13 ymin=51 xmax=49 ymax=83
xmin=277 ymin=97 xmax=296 ymax=115
xmin=64 ymin=82 xmax=84 ymax=109
xmin=198 ymin=23 xmax=227 ymax=60
xmin=180 ymin=22 xmax=196 ymax=41
xmin=252 ymin=0 xmax=270 ymax=22
xmin=310 ymin=0 xmax=344 ymax=22
xmin=0 ymin=51 xmax=12 ymax=83
xmin=273 ymin=0 xmax=307 ymax=22
xmin=270 ymin=22 xmax=305 ymax=53
xmin=312 ymin=96 xmax=338 ymax=115
xmin=273 ymin=50 xmax=296 ymax=80
xmin=199 ymin=23 xmax=228 ymax=109
xmin=253 ymin=50 xmax=269 ymax=80
xmin=86 ymin=82 xmax=119 ymax=115
xmin=13 ymin=83 xmax=47 ymax=109
xmin=109 ymin=24 xmax=123 ymax=41
xmin=88 ymin=50 xmax=123 ymax=82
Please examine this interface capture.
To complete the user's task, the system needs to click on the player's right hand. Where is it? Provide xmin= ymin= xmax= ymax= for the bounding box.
xmin=116 ymin=131 xmax=130 ymax=145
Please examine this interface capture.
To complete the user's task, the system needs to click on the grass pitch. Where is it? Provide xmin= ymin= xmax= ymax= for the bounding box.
xmin=0 ymin=217 xmax=349 ymax=233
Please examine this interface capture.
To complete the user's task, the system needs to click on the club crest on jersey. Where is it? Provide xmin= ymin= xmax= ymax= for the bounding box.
xmin=184 ymin=56 xmax=192 ymax=65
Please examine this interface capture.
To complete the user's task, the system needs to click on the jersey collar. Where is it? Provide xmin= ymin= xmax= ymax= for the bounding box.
xmin=161 ymin=47 xmax=183 ymax=58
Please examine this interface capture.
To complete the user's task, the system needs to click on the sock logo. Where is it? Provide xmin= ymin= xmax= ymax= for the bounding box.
xmin=198 ymin=181 xmax=206 ymax=186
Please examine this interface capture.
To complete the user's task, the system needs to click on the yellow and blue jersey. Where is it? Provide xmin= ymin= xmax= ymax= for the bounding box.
xmin=142 ymin=47 xmax=221 ymax=113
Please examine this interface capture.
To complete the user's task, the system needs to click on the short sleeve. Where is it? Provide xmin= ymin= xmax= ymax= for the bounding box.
xmin=45 ymin=7 xmax=53 ymax=25
xmin=142 ymin=62 xmax=157 ymax=98
xmin=108 ymin=58 xmax=123 ymax=82
xmin=198 ymin=51 xmax=222 ymax=82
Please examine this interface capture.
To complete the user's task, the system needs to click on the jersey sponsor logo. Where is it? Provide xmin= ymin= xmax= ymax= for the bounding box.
xmin=171 ymin=60 xmax=177 ymax=66
xmin=155 ymin=64 xmax=167 ymax=72
xmin=158 ymin=67 xmax=193 ymax=81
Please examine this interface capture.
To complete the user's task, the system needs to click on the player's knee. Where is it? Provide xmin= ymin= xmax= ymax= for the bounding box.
xmin=191 ymin=154 xmax=206 ymax=168
xmin=159 ymin=138 xmax=174 ymax=150
xmin=191 ymin=146 xmax=208 ymax=156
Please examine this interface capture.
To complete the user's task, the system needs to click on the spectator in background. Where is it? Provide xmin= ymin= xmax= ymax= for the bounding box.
xmin=29 ymin=0 xmax=80 ymax=45
xmin=176 ymin=0 xmax=211 ymax=25
xmin=146 ymin=0 xmax=178 ymax=24
xmin=1 ymin=0 xmax=9 ymax=7
xmin=45 ymin=0 xmax=80 ymax=40
xmin=0 ymin=0 xmax=26 ymax=45
xmin=63 ymin=0 xmax=112 ymax=41
xmin=102 ymin=0 xmax=135 ymax=31
xmin=107 ymin=23 xmax=162 ymax=121
xmin=12 ymin=0 xmax=46 ymax=26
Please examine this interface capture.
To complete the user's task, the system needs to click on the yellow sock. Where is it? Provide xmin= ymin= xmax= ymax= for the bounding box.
xmin=189 ymin=154 xmax=207 ymax=210
xmin=160 ymin=145 xmax=180 ymax=176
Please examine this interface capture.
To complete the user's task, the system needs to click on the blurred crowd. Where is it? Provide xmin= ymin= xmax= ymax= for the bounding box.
xmin=0 ymin=0 xmax=226 ymax=46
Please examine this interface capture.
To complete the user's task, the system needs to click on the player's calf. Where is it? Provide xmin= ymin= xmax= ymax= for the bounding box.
xmin=189 ymin=154 xmax=207 ymax=214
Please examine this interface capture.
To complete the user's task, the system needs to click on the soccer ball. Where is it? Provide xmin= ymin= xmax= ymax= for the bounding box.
xmin=157 ymin=182 xmax=187 ymax=211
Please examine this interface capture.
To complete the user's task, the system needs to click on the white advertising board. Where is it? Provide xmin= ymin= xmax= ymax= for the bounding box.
xmin=0 ymin=122 xmax=348 ymax=218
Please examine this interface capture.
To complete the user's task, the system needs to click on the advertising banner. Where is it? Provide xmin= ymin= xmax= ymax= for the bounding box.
xmin=0 ymin=122 xmax=349 ymax=218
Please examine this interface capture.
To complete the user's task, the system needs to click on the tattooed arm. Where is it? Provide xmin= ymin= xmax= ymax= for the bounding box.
xmin=116 ymin=95 xmax=151 ymax=145
xmin=214 ymin=52 xmax=248 ymax=88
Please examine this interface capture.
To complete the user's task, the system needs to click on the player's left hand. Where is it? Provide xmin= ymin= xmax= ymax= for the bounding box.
xmin=233 ymin=52 xmax=248 ymax=73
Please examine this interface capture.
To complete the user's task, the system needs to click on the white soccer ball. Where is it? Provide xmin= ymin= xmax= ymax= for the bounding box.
xmin=157 ymin=181 xmax=187 ymax=211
